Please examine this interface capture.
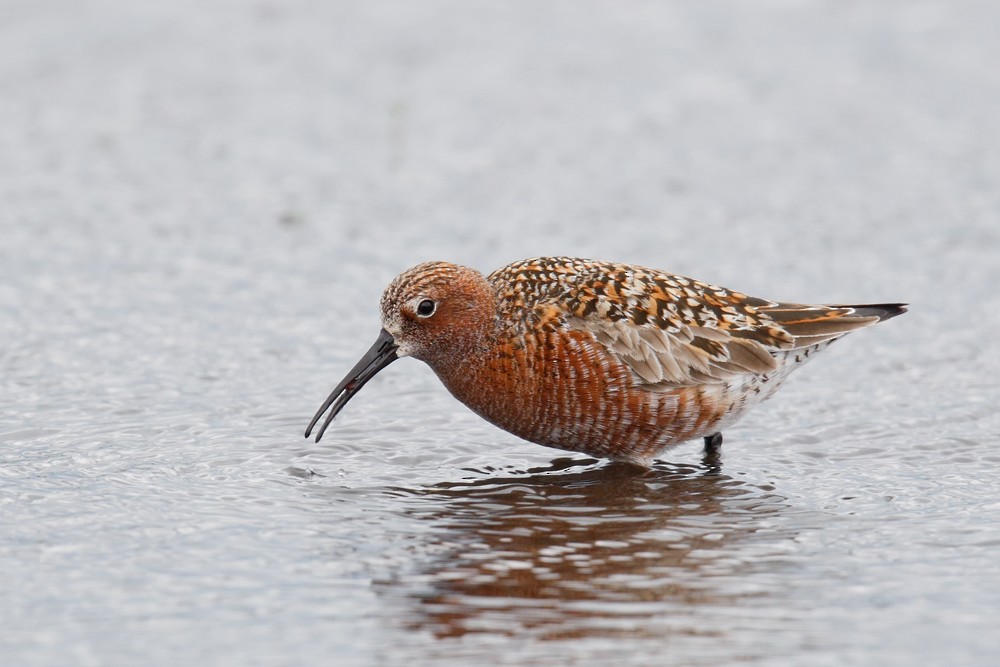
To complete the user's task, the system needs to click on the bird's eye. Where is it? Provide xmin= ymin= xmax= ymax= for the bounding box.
xmin=416 ymin=299 xmax=436 ymax=317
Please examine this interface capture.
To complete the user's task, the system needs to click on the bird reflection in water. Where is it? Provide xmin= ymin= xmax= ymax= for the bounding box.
xmin=379 ymin=454 xmax=794 ymax=642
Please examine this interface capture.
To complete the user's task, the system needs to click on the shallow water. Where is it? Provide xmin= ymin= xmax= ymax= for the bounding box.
xmin=3 ymin=1 xmax=1000 ymax=665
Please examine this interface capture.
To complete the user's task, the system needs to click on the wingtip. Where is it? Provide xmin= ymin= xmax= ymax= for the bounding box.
xmin=853 ymin=303 xmax=908 ymax=322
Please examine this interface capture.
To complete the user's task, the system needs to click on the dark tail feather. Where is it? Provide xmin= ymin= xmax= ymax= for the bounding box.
xmin=845 ymin=303 xmax=908 ymax=322
xmin=763 ymin=302 xmax=907 ymax=349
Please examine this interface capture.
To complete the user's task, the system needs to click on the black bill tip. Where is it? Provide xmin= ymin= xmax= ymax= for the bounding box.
xmin=305 ymin=329 xmax=399 ymax=442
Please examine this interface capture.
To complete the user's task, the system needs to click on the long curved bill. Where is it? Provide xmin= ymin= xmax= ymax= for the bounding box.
xmin=304 ymin=329 xmax=399 ymax=442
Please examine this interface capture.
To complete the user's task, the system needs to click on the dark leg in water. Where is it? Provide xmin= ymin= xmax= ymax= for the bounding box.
xmin=701 ymin=432 xmax=723 ymax=470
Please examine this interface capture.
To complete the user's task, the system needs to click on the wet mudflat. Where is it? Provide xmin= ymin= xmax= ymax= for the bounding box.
xmin=2 ymin=1 xmax=1000 ymax=665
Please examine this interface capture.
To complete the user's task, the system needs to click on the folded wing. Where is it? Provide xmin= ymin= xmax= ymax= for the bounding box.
xmin=559 ymin=267 xmax=905 ymax=388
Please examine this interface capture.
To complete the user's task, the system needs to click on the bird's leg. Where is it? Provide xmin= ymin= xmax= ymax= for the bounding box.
xmin=703 ymin=432 xmax=723 ymax=453
xmin=701 ymin=432 xmax=724 ymax=469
